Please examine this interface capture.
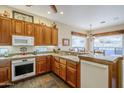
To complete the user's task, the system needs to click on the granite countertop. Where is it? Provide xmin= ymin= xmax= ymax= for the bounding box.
xmin=78 ymin=54 xmax=122 ymax=65
xmin=0 ymin=53 xmax=80 ymax=62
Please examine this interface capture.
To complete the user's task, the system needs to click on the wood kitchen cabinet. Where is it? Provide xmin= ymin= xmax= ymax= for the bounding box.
xmin=54 ymin=57 xmax=60 ymax=76
xmin=0 ymin=17 xmax=12 ymax=45
xmin=36 ymin=56 xmax=51 ymax=75
xmin=51 ymin=28 xmax=58 ymax=46
xmin=0 ymin=61 xmax=11 ymax=86
xmin=25 ymin=22 xmax=34 ymax=36
xmin=12 ymin=19 xmax=25 ymax=36
xmin=43 ymin=26 xmax=52 ymax=45
xmin=34 ymin=24 xmax=44 ymax=45
xmin=46 ymin=56 xmax=51 ymax=72
xmin=59 ymin=59 xmax=66 ymax=81
xmin=36 ymin=56 xmax=47 ymax=75
xmin=67 ymin=61 xmax=77 ymax=87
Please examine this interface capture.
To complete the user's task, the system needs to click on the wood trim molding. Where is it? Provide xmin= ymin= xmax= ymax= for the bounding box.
xmin=71 ymin=31 xmax=87 ymax=37
xmin=94 ymin=30 xmax=124 ymax=37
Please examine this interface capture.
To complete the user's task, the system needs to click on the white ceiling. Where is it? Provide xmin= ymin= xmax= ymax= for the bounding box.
xmin=9 ymin=5 xmax=124 ymax=30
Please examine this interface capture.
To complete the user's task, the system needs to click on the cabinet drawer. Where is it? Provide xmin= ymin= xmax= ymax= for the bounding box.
xmin=0 ymin=61 xmax=10 ymax=68
xmin=67 ymin=61 xmax=77 ymax=69
xmin=36 ymin=56 xmax=46 ymax=61
xmin=60 ymin=58 xmax=66 ymax=65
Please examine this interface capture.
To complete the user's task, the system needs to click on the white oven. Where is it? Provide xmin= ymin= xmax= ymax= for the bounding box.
xmin=12 ymin=35 xmax=34 ymax=46
xmin=12 ymin=58 xmax=36 ymax=81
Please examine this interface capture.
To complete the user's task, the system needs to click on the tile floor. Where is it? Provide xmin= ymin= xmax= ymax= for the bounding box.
xmin=8 ymin=73 xmax=71 ymax=88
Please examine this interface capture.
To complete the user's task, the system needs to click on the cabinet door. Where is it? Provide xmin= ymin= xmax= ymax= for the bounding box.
xmin=0 ymin=67 xmax=10 ymax=84
xmin=46 ymin=56 xmax=51 ymax=72
xmin=34 ymin=24 xmax=44 ymax=45
xmin=52 ymin=28 xmax=58 ymax=45
xmin=59 ymin=63 xmax=66 ymax=81
xmin=43 ymin=26 xmax=52 ymax=45
xmin=51 ymin=57 xmax=55 ymax=72
xmin=25 ymin=22 xmax=34 ymax=36
xmin=36 ymin=60 xmax=47 ymax=75
xmin=0 ymin=17 xmax=11 ymax=45
xmin=67 ymin=66 xmax=77 ymax=87
xmin=54 ymin=61 xmax=60 ymax=76
xmin=12 ymin=19 xmax=25 ymax=35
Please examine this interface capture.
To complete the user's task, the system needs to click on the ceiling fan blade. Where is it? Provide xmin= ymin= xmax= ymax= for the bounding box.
xmin=50 ymin=5 xmax=57 ymax=13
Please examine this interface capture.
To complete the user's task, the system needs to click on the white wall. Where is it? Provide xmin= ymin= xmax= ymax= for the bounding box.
xmin=0 ymin=5 xmax=87 ymax=53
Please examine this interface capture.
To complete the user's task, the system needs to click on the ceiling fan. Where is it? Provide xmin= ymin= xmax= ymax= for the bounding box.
xmin=50 ymin=5 xmax=58 ymax=13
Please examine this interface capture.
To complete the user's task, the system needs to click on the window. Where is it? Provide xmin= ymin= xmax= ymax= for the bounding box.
xmin=93 ymin=35 xmax=123 ymax=56
xmin=72 ymin=35 xmax=86 ymax=49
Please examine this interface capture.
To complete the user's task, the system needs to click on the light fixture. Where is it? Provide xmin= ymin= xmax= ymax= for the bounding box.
xmin=60 ymin=11 xmax=64 ymax=15
xmin=87 ymin=24 xmax=95 ymax=39
xmin=47 ymin=11 xmax=51 ymax=14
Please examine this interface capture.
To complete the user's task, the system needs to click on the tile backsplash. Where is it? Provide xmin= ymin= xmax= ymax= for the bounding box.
xmin=0 ymin=46 xmax=57 ymax=55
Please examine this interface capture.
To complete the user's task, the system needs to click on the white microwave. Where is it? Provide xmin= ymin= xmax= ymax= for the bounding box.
xmin=12 ymin=35 xmax=34 ymax=46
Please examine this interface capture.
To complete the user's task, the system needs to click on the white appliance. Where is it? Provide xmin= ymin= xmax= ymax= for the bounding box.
xmin=12 ymin=58 xmax=36 ymax=81
xmin=12 ymin=35 xmax=34 ymax=46
xmin=81 ymin=60 xmax=108 ymax=88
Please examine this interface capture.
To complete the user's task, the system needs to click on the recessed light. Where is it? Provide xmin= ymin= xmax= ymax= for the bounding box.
xmin=100 ymin=21 xmax=106 ymax=24
xmin=47 ymin=11 xmax=51 ymax=14
xmin=60 ymin=11 xmax=64 ymax=15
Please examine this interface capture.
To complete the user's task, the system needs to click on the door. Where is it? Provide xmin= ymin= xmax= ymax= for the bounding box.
xmin=52 ymin=28 xmax=58 ymax=45
xmin=67 ymin=66 xmax=77 ymax=87
xmin=34 ymin=24 xmax=44 ymax=45
xmin=43 ymin=26 xmax=52 ymax=45
xmin=59 ymin=63 xmax=66 ymax=80
xmin=25 ymin=22 xmax=34 ymax=36
xmin=0 ymin=67 xmax=10 ymax=84
xmin=12 ymin=19 xmax=25 ymax=35
xmin=0 ymin=17 xmax=11 ymax=45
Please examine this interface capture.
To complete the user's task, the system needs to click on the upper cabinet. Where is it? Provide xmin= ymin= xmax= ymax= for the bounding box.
xmin=12 ymin=19 xmax=25 ymax=36
xmin=34 ymin=24 xmax=44 ymax=45
xmin=0 ymin=16 xmax=58 ymax=46
xmin=25 ymin=22 xmax=34 ymax=36
xmin=43 ymin=26 xmax=52 ymax=45
xmin=0 ymin=17 xmax=12 ymax=45
xmin=52 ymin=28 xmax=58 ymax=46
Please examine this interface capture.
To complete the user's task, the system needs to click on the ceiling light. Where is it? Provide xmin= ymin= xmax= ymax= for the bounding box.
xmin=47 ymin=11 xmax=51 ymax=14
xmin=60 ymin=11 xmax=64 ymax=15
xmin=100 ymin=21 xmax=106 ymax=24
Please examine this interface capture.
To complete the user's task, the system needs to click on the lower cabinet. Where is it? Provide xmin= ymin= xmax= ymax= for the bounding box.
xmin=59 ymin=59 xmax=66 ymax=81
xmin=59 ymin=63 xmax=66 ymax=81
xmin=0 ymin=61 xmax=11 ymax=86
xmin=54 ymin=58 xmax=60 ymax=76
xmin=66 ymin=61 xmax=77 ymax=87
xmin=36 ymin=56 xmax=51 ymax=75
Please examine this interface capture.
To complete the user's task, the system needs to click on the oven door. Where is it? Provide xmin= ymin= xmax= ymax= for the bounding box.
xmin=12 ymin=61 xmax=35 ymax=81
